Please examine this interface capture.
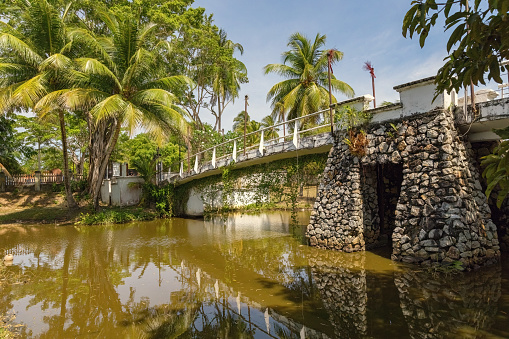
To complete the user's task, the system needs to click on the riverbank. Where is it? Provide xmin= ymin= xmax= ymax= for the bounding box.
xmin=0 ymin=192 xmax=157 ymax=225
xmin=0 ymin=191 xmax=77 ymax=225
xmin=0 ymin=192 xmax=311 ymax=225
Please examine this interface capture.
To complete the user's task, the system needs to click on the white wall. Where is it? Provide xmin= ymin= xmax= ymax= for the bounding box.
xmin=110 ymin=177 xmax=144 ymax=206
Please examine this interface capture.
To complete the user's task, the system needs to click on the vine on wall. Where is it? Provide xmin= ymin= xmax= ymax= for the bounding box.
xmin=168 ymin=153 xmax=328 ymax=216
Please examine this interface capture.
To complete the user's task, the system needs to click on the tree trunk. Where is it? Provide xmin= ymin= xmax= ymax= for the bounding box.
xmin=87 ymin=118 xmax=113 ymax=199
xmin=58 ymin=110 xmax=77 ymax=209
xmin=218 ymin=96 xmax=222 ymax=133
xmin=92 ymin=120 xmax=121 ymax=210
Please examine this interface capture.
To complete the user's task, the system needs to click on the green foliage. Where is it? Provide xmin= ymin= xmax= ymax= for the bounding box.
xmin=144 ymin=183 xmax=175 ymax=217
xmin=114 ymin=133 xmax=181 ymax=176
xmin=71 ymin=179 xmax=88 ymax=193
xmin=76 ymin=208 xmax=156 ymax=225
xmin=191 ymin=123 xmax=235 ymax=160
xmin=265 ymin=32 xmax=354 ymax=123
xmin=335 ymin=105 xmax=370 ymax=157
xmin=428 ymin=260 xmax=465 ymax=276
xmin=334 ymin=105 xmax=372 ymax=131
xmin=0 ymin=115 xmax=35 ymax=174
xmin=402 ymin=0 xmax=509 ymax=94
xmin=172 ymin=153 xmax=328 ymax=216
xmin=482 ymin=137 xmax=509 ymax=208
xmin=221 ymin=162 xmax=235 ymax=206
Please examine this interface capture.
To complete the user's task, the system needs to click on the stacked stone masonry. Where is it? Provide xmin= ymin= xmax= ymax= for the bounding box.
xmin=306 ymin=109 xmax=501 ymax=269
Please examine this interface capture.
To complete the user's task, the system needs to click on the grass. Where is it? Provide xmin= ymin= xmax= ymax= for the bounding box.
xmin=76 ymin=208 xmax=157 ymax=225
xmin=0 ymin=207 xmax=81 ymax=224
xmin=204 ymin=200 xmax=314 ymax=215
xmin=0 ymin=191 xmax=157 ymax=226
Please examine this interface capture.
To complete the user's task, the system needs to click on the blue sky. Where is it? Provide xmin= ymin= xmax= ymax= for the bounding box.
xmin=193 ymin=0 xmax=453 ymax=131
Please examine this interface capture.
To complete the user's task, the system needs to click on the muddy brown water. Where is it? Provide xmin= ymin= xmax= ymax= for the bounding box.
xmin=0 ymin=211 xmax=508 ymax=338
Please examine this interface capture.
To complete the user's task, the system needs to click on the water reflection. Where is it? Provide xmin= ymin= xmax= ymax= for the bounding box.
xmin=0 ymin=213 xmax=508 ymax=338
xmin=395 ymin=265 xmax=503 ymax=338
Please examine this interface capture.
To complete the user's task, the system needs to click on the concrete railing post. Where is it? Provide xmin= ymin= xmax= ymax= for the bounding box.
xmin=293 ymin=120 xmax=299 ymax=149
xmin=194 ymin=154 xmax=199 ymax=173
xmin=259 ymin=130 xmax=264 ymax=155
xmin=35 ymin=171 xmax=41 ymax=191
xmin=179 ymin=162 xmax=183 ymax=177
xmin=212 ymin=147 xmax=216 ymax=168
xmin=0 ymin=172 xmax=5 ymax=192
xmin=233 ymin=140 xmax=237 ymax=162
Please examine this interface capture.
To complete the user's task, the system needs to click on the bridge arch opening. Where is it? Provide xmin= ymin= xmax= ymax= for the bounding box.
xmin=361 ymin=163 xmax=403 ymax=251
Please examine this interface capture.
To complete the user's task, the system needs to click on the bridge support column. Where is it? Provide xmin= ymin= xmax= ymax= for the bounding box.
xmin=307 ymin=109 xmax=501 ymax=268
xmin=307 ymin=145 xmax=366 ymax=251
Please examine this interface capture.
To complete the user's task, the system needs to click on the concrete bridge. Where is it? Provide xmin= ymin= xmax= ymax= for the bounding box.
xmin=174 ymin=76 xmax=509 ymax=268
xmin=173 ymin=76 xmax=509 ymax=186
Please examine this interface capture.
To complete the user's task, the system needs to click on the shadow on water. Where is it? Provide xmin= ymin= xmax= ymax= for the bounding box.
xmin=0 ymin=212 xmax=508 ymax=338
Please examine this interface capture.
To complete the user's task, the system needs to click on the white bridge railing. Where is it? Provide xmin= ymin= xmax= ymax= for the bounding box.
xmin=180 ymin=108 xmax=333 ymax=177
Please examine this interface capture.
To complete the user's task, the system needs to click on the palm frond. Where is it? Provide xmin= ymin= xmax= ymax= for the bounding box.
xmin=0 ymin=33 xmax=43 ymax=67
xmin=39 ymin=53 xmax=72 ymax=72
xmin=131 ymin=88 xmax=176 ymax=107
xmin=142 ymin=75 xmax=194 ymax=92
xmin=75 ymin=57 xmax=122 ymax=91
xmin=11 ymin=73 xmax=48 ymax=109
xmin=91 ymin=94 xmax=128 ymax=122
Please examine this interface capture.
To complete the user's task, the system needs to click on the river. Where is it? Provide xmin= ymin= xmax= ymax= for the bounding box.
xmin=0 ymin=211 xmax=508 ymax=338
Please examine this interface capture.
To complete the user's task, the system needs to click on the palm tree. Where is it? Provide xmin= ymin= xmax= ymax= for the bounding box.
xmin=264 ymin=32 xmax=354 ymax=125
xmin=37 ymin=11 xmax=190 ymax=210
xmin=232 ymin=110 xmax=249 ymax=135
xmin=0 ymin=0 xmax=78 ymax=208
xmin=260 ymin=115 xmax=279 ymax=141
xmin=232 ymin=111 xmax=263 ymax=146
xmin=211 ymin=29 xmax=247 ymax=133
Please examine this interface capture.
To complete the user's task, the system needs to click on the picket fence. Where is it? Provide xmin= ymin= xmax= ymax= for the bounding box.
xmin=5 ymin=173 xmax=85 ymax=186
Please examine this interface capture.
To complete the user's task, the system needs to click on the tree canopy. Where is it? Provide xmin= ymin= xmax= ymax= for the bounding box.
xmin=402 ymin=0 xmax=509 ymax=93
xmin=0 ymin=0 xmax=248 ymax=210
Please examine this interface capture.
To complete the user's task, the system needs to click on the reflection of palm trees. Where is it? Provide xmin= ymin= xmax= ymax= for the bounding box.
xmin=123 ymin=304 xmax=197 ymax=339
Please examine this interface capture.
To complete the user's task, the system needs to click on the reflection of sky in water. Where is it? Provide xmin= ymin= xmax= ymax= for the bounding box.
xmin=0 ymin=213 xmax=508 ymax=338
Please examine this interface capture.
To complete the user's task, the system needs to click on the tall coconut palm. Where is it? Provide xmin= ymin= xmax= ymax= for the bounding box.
xmin=0 ymin=0 xmax=78 ymax=208
xmin=38 ymin=11 xmax=190 ymax=210
xmin=210 ymin=29 xmax=247 ymax=133
xmin=264 ymin=32 xmax=354 ymax=125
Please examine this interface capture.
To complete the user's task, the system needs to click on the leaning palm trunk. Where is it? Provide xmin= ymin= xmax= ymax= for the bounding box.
xmin=58 ymin=110 xmax=77 ymax=209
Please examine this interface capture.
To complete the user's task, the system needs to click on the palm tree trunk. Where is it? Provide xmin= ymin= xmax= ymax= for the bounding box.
xmin=58 ymin=110 xmax=77 ymax=209
xmin=218 ymin=96 xmax=221 ymax=133
xmin=87 ymin=118 xmax=113 ymax=199
xmin=92 ymin=119 xmax=121 ymax=210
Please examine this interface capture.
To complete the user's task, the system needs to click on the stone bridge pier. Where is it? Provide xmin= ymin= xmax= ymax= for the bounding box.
xmin=306 ymin=78 xmax=502 ymax=269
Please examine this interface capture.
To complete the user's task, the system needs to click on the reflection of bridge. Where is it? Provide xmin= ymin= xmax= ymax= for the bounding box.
xmin=171 ymin=215 xmax=333 ymax=338
xmin=173 ymin=76 xmax=509 ymax=186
